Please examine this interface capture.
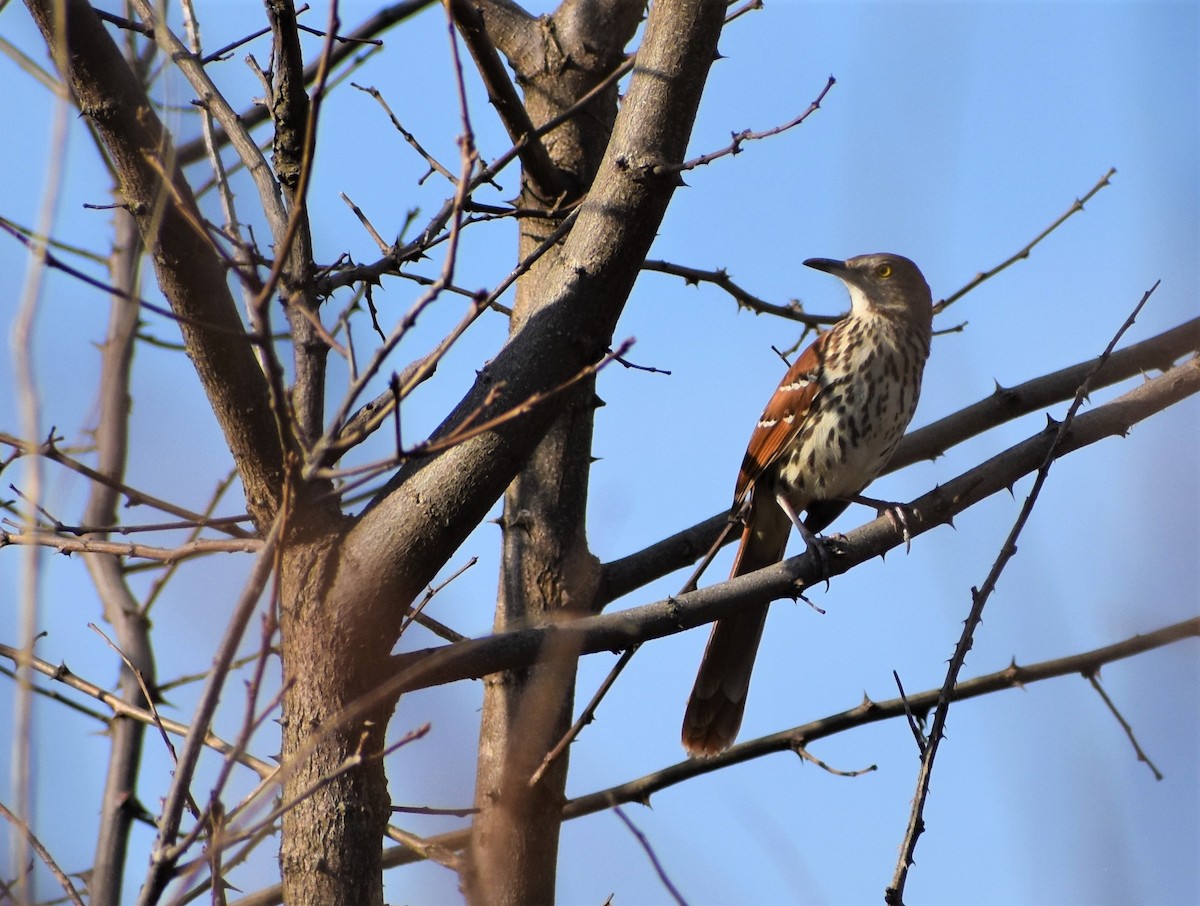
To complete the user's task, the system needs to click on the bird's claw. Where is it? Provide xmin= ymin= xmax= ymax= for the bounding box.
xmin=882 ymin=505 xmax=915 ymax=552
xmin=805 ymin=534 xmax=845 ymax=590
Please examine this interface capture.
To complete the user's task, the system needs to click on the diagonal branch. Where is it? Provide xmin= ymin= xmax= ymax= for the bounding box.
xmin=0 ymin=643 xmax=273 ymax=777
xmin=888 ymin=281 xmax=1160 ymax=904
xmin=227 ymin=615 xmax=1198 ymax=905
xmin=936 ymin=167 xmax=1116 ymax=313
xmin=561 ymin=617 xmax=1200 ymax=813
xmin=387 ymin=354 xmax=1200 ymax=693
xmin=327 ymin=0 xmax=730 ymax=657
xmin=598 ymin=316 xmax=1200 ymax=604
xmin=24 ymin=0 xmax=286 ymax=528
xmin=176 ymin=0 xmax=438 ymax=166
xmin=448 ymin=0 xmax=568 ymax=200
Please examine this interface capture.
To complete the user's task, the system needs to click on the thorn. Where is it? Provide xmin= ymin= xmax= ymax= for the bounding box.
xmin=796 ymin=588 xmax=825 ymax=615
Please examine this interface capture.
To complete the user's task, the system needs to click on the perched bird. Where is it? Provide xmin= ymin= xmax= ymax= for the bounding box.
xmin=681 ymin=253 xmax=934 ymax=757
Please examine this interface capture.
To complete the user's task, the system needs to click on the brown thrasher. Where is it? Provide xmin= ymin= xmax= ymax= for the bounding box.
xmin=681 ymin=253 xmax=933 ymax=757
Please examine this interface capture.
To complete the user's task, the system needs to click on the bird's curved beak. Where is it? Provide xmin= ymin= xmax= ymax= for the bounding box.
xmin=803 ymin=257 xmax=848 ymax=275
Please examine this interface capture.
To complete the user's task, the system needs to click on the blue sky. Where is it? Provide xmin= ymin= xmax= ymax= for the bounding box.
xmin=1 ymin=1 xmax=1197 ymax=904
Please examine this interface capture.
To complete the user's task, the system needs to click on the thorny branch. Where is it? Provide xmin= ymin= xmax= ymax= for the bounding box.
xmin=643 ymin=259 xmax=838 ymax=328
xmin=230 ymin=615 xmax=1199 ymax=905
xmin=385 ymin=353 xmax=1199 ymax=696
xmin=936 ymin=167 xmax=1116 ymax=313
xmin=596 ymin=315 xmax=1200 ymax=607
xmin=662 ymin=74 xmax=836 ymax=175
xmin=0 ymin=642 xmax=273 ymax=777
xmin=1 ymin=429 xmax=251 ymax=536
xmin=0 ymin=799 xmax=86 ymax=906
xmin=886 ymin=280 xmax=1160 ymax=905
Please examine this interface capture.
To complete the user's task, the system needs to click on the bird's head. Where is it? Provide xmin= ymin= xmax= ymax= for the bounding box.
xmin=804 ymin=253 xmax=933 ymax=325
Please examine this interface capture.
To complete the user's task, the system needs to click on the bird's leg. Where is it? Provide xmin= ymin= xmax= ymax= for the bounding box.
xmin=776 ymin=492 xmax=834 ymax=581
xmin=848 ymin=493 xmax=915 ymax=552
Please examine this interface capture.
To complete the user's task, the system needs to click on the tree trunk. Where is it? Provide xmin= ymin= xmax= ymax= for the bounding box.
xmin=278 ymin=514 xmax=395 ymax=906
xmin=466 ymin=1 xmax=673 ymax=902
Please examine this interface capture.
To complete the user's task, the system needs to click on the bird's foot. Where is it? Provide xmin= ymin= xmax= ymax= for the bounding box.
xmin=803 ymin=533 xmax=844 ymax=591
xmin=851 ymin=494 xmax=916 ymax=552
xmin=883 ymin=504 xmax=914 ymax=552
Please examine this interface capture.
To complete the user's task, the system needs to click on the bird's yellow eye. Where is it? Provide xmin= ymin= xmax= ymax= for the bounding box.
xmin=877 ymin=263 xmax=893 ymax=278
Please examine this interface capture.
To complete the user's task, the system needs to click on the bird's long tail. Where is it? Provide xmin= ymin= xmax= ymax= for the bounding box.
xmin=681 ymin=499 xmax=791 ymax=756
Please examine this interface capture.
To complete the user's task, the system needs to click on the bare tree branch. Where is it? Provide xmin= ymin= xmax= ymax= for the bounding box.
xmin=936 ymin=167 xmax=1116 ymax=313
xmin=888 ymin=280 xmax=1160 ymax=905
xmin=561 ymin=617 xmax=1200 ymax=814
xmin=642 ymin=259 xmax=838 ymax=328
xmin=448 ymin=0 xmax=568 ymax=200
xmin=175 ymin=1 xmax=437 ymax=166
xmin=25 ymin=0 xmax=286 ymax=527
xmin=136 ymin=519 xmax=283 ymax=906
xmin=598 ymin=316 xmax=1200 ymax=604
xmin=219 ymin=615 xmax=1198 ymax=904
xmin=388 ymin=354 xmax=1200 ymax=693
xmin=0 ymin=531 xmax=261 ymax=562
xmin=0 ymin=643 xmax=273 ymax=777
xmin=0 ymin=800 xmax=86 ymax=906
xmin=664 ymin=73 xmax=836 ymax=174
xmin=331 ymin=0 xmax=730 ymax=670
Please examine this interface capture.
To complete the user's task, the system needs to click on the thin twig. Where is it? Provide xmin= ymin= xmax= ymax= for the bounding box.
xmin=659 ymin=75 xmax=835 ymax=175
xmin=0 ymin=217 xmax=244 ymax=336
xmin=352 ymin=82 xmax=457 ymax=183
xmin=400 ymin=557 xmax=478 ymax=638
xmin=892 ymin=670 xmax=926 ymax=754
xmin=529 ymin=646 xmax=635 ymax=788
xmin=0 ymin=800 xmax=86 ymax=906
xmin=0 ymin=430 xmax=253 ymax=537
xmin=89 ymin=623 xmax=205 ymax=833
xmin=936 ymin=168 xmax=1116 ymax=313
xmin=792 ymin=745 xmax=876 ymax=778
xmin=643 ymin=259 xmax=836 ymax=328
xmin=141 ymin=470 xmax=242 ymax=612
xmin=135 ymin=518 xmax=284 ymax=906
xmin=385 ymin=823 xmax=461 ymax=872
xmin=886 ymin=279 xmax=1159 ymax=905
xmin=340 ymin=191 xmax=391 ymax=253
xmin=530 ymin=516 xmax=740 ymax=786
xmin=614 ymin=807 xmax=690 ymax=906
xmin=0 ymin=531 xmax=261 ymax=561
xmin=391 ymin=804 xmax=478 ymax=817
xmin=304 ymin=78 xmax=482 ymax=476
xmin=218 ymin=724 xmax=433 ymax=870
xmin=1085 ymin=673 xmax=1163 ymax=780
xmin=446 ymin=0 xmax=566 ymax=198
xmin=0 ymin=643 xmax=273 ymax=777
